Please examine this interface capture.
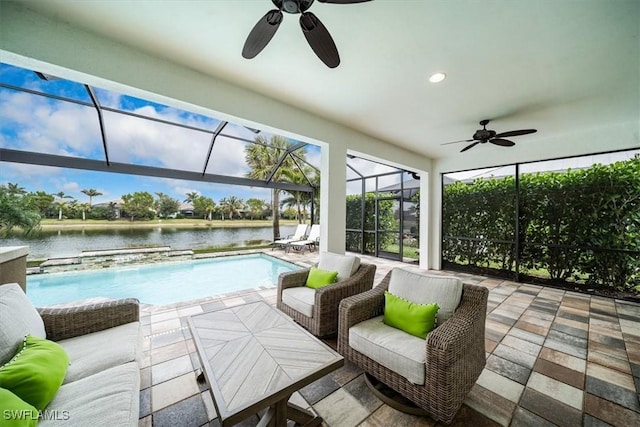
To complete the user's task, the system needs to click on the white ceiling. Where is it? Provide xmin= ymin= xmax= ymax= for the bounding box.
xmin=11 ymin=0 xmax=640 ymax=160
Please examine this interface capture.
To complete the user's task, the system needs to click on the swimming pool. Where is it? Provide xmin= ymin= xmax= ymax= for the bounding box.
xmin=26 ymin=253 xmax=300 ymax=306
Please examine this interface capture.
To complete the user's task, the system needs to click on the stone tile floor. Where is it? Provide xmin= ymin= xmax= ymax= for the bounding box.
xmin=138 ymin=250 xmax=640 ymax=426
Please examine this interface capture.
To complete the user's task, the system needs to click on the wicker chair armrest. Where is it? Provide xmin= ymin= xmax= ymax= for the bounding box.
xmin=316 ymin=263 xmax=376 ymax=305
xmin=278 ymin=269 xmax=310 ymax=291
xmin=338 ymin=269 xmax=390 ymax=331
xmin=276 ymin=269 xmax=310 ymax=306
xmin=337 ymin=275 xmax=387 ymax=356
xmin=426 ymin=284 xmax=488 ymax=365
xmin=38 ymin=298 xmax=140 ymax=341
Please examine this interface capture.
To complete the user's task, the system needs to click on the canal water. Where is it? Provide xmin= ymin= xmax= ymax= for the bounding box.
xmin=1 ymin=225 xmax=297 ymax=260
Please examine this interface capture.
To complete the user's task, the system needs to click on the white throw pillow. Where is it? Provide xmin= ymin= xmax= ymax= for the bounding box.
xmin=317 ymin=252 xmax=361 ymax=281
xmin=388 ymin=268 xmax=463 ymax=323
xmin=0 ymin=283 xmax=46 ymax=364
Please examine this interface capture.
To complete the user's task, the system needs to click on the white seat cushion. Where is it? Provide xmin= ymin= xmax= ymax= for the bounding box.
xmin=317 ymin=252 xmax=361 ymax=281
xmin=59 ymin=322 xmax=141 ymax=383
xmin=349 ymin=315 xmax=426 ymax=385
xmin=0 ymin=283 xmax=47 ymax=365
xmin=41 ymin=362 xmax=140 ymax=427
xmin=281 ymin=287 xmax=316 ymax=318
xmin=388 ymin=268 xmax=463 ymax=324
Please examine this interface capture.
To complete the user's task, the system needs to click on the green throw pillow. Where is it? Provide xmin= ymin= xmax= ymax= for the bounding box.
xmin=383 ymin=291 xmax=439 ymax=339
xmin=305 ymin=266 xmax=339 ymax=289
xmin=0 ymin=335 xmax=69 ymax=411
xmin=0 ymin=388 xmax=39 ymax=427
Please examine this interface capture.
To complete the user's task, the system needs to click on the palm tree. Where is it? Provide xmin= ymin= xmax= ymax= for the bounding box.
xmin=81 ymin=188 xmax=102 ymax=207
xmin=279 ymin=165 xmax=317 ymax=224
xmin=205 ymin=200 xmax=215 ymax=221
xmin=220 ymin=196 xmax=244 ymax=220
xmin=218 ymin=197 xmax=227 ymax=220
xmin=53 ymin=191 xmax=72 ymax=221
xmin=78 ymin=202 xmax=90 ymax=221
xmin=184 ymin=191 xmax=199 ymax=204
xmin=245 ymin=135 xmax=298 ymax=240
xmin=6 ymin=182 xmax=26 ymax=195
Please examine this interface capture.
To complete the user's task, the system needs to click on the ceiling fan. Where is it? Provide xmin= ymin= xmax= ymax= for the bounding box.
xmin=442 ymin=120 xmax=537 ymax=153
xmin=242 ymin=0 xmax=372 ymax=68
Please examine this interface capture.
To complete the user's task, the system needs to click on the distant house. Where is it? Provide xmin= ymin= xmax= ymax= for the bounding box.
xmin=178 ymin=203 xmax=195 ymax=217
xmin=92 ymin=200 xmax=122 ymax=219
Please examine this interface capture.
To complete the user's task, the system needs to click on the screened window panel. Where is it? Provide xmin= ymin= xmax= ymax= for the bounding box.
xmin=103 ymin=110 xmax=212 ymax=171
xmin=94 ymin=88 xmax=221 ymax=130
xmin=0 ymin=63 xmax=92 ymax=104
xmin=207 ymin=136 xmax=270 ymax=178
xmin=346 ymin=166 xmax=360 ymax=180
xmin=376 ymin=172 xmax=402 ymax=194
xmin=520 ymin=150 xmax=640 ymax=174
xmin=1 ymin=61 xmax=324 ymax=191
xmin=365 ymin=177 xmax=377 ymax=193
xmin=219 ymin=122 xmax=267 ymax=142
xmin=346 ymin=157 xmax=400 ymax=178
xmin=301 ymin=144 xmax=321 ymax=169
xmin=0 ymin=88 xmax=104 ymax=159
xmin=346 ymin=180 xmax=362 ymax=195
xmin=445 ymin=166 xmax=509 ymax=182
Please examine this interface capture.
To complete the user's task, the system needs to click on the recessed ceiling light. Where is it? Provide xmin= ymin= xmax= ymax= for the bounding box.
xmin=429 ymin=72 xmax=446 ymax=83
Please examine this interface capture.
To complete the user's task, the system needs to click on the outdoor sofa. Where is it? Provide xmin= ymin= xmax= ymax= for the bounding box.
xmin=0 ymin=283 xmax=141 ymax=427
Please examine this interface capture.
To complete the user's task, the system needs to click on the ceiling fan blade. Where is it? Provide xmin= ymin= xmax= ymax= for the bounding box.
xmin=494 ymin=129 xmax=537 ymax=138
xmin=317 ymin=0 xmax=372 ymax=3
xmin=461 ymin=141 xmax=481 ymax=152
xmin=242 ymin=10 xmax=283 ymax=59
xmin=300 ymin=12 xmax=340 ymax=68
xmin=441 ymin=139 xmax=474 ymax=146
xmin=490 ymin=138 xmax=516 ymax=147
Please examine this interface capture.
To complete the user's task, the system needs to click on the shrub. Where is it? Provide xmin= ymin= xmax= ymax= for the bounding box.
xmin=443 ymin=154 xmax=640 ymax=292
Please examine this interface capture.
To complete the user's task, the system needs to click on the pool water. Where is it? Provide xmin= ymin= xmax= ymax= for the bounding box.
xmin=27 ymin=254 xmax=300 ymax=306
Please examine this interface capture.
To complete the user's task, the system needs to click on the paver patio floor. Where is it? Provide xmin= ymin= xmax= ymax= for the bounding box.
xmin=138 ymin=250 xmax=640 ymax=427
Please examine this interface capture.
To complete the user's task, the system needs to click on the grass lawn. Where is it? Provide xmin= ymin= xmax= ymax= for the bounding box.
xmin=39 ymin=218 xmax=301 ymax=230
xmin=384 ymin=243 xmax=419 ymax=259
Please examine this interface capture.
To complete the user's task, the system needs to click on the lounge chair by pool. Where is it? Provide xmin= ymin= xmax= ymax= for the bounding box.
xmin=286 ymin=224 xmax=320 ymax=253
xmin=272 ymin=224 xmax=309 ymax=250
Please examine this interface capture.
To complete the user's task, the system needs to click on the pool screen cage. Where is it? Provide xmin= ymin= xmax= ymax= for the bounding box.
xmin=0 ymin=63 xmax=319 ymax=233
xmin=346 ymin=155 xmax=419 ymax=263
xmin=441 ymin=149 xmax=640 ymax=292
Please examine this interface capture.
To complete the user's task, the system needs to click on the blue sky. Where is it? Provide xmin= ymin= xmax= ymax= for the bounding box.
xmin=0 ymin=63 xmax=321 ymax=206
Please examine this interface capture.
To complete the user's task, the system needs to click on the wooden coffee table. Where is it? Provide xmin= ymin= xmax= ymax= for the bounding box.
xmin=188 ymin=301 xmax=344 ymax=426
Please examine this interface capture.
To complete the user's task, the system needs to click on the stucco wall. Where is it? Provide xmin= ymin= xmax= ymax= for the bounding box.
xmin=0 ymin=246 xmax=29 ymax=291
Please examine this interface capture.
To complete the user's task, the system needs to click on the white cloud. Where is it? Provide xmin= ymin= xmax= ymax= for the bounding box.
xmin=0 ymin=162 xmax=65 ymax=191
xmin=1 ymin=90 xmax=102 ymax=157
xmin=1 ymin=84 xmax=319 ymax=202
xmin=61 ymin=181 xmax=81 ymax=194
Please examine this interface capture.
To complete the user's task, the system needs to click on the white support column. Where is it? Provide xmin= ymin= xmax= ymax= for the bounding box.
xmin=319 ymin=142 xmax=347 ymax=254
xmin=419 ymin=172 xmax=430 ymax=269
xmin=429 ymin=169 xmax=442 ymax=270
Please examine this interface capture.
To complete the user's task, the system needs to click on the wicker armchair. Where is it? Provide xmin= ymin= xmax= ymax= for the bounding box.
xmin=38 ymin=298 xmax=140 ymax=341
xmin=277 ymin=262 xmax=376 ymax=337
xmin=337 ymin=270 xmax=488 ymax=424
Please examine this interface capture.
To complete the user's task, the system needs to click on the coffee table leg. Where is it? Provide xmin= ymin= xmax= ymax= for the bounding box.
xmin=255 ymin=407 xmax=274 ymax=427
xmin=286 ymin=402 xmax=323 ymax=427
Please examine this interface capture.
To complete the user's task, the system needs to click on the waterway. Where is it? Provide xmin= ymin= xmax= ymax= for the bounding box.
xmin=1 ymin=225 xmax=297 ymax=260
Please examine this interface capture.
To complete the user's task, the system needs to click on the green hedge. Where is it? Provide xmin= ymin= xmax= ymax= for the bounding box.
xmin=346 ymin=193 xmax=397 ymax=253
xmin=443 ymin=154 xmax=640 ymax=291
